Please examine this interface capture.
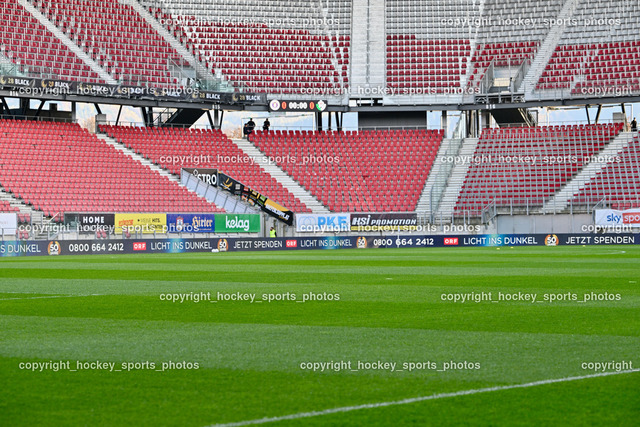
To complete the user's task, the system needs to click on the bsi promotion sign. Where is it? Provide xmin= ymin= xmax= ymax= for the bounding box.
xmin=215 ymin=214 xmax=261 ymax=233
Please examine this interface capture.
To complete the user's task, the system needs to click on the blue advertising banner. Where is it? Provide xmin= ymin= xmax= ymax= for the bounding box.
xmin=166 ymin=214 xmax=216 ymax=233
xmin=0 ymin=234 xmax=638 ymax=257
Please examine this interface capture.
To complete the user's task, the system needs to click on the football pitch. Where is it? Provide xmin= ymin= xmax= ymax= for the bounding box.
xmin=0 ymin=246 xmax=638 ymax=426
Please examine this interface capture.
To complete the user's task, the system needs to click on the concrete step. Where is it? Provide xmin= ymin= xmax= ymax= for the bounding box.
xmin=96 ymin=133 xmax=180 ymax=182
xmin=0 ymin=188 xmax=39 ymax=214
xmin=416 ymin=138 xmax=459 ymax=215
xmin=521 ymin=0 xmax=579 ymax=94
xmin=436 ymin=138 xmax=480 ymax=218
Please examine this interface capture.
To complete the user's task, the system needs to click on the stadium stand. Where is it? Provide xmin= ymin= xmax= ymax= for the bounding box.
xmin=536 ymin=0 xmax=640 ymax=94
xmin=101 ymin=125 xmax=311 ymax=213
xmin=455 ymin=123 xmax=624 ymax=215
xmin=251 ymin=129 xmax=443 ymax=212
xmin=145 ymin=0 xmax=351 ymax=94
xmin=570 ymin=134 xmax=640 ymax=209
xmin=0 ymin=0 xmax=101 ymax=81
xmin=385 ymin=0 xmax=477 ymax=93
xmin=467 ymin=0 xmax=567 ymax=89
xmin=0 ymin=120 xmax=223 ymax=216
xmin=32 ymin=0 xmax=187 ymax=86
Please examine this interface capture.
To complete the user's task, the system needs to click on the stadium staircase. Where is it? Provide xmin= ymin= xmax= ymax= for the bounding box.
xmin=95 ymin=133 xmax=181 ymax=184
xmin=0 ymin=187 xmax=36 ymax=214
xmin=433 ymin=138 xmax=480 ymax=221
xmin=350 ymin=0 xmax=385 ymax=95
xmin=415 ymin=138 xmax=458 ymax=217
xmin=232 ymin=138 xmax=330 ymax=214
xmin=520 ymin=0 xmax=580 ymax=94
xmin=19 ymin=0 xmax=116 ymax=84
xmin=542 ymin=131 xmax=638 ymax=213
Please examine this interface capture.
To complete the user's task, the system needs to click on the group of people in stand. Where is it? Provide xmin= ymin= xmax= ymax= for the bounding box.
xmin=243 ymin=117 xmax=270 ymax=138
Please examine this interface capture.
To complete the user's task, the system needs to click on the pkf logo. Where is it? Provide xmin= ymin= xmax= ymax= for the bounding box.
xmin=217 ymin=239 xmax=229 ymax=252
xmin=545 ymin=234 xmax=559 ymax=246
xmin=444 ymin=237 xmax=459 ymax=246
xmin=133 ymin=242 xmax=147 ymax=251
xmin=47 ymin=241 xmax=61 ymax=256
xmin=286 ymin=240 xmax=297 ymax=248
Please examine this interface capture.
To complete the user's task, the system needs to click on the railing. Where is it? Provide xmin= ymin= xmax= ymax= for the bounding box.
xmin=481 ymin=200 xmax=497 ymax=224
xmin=512 ymin=59 xmax=530 ymax=92
xmin=428 ymin=137 xmax=464 ymax=222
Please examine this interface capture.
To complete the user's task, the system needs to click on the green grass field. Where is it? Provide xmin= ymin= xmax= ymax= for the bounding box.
xmin=0 ymin=246 xmax=639 ymax=426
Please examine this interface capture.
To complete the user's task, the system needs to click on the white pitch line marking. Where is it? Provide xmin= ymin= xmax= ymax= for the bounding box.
xmin=206 ymin=369 xmax=640 ymax=427
xmin=0 ymin=294 xmax=103 ymax=301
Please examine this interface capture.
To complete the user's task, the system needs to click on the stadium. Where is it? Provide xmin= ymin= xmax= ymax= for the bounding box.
xmin=0 ymin=0 xmax=638 ymax=425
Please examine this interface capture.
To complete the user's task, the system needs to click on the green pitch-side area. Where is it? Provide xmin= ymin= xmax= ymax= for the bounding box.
xmin=0 ymin=246 xmax=638 ymax=426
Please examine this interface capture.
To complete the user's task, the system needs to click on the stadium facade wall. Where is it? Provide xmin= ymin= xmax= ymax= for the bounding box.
xmin=496 ymin=214 xmax=593 ymax=234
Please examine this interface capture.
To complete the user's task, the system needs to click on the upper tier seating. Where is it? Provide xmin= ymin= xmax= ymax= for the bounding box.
xmin=537 ymin=0 xmax=640 ymax=93
xmin=455 ymin=123 xmax=624 ymax=215
xmin=537 ymin=42 xmax=640 ymax=94
xmin=387 ymin=36 xmax=470 ymax=92
xmin=33 ymin=0 xmax=186 ymax=86
xmin=0 ymin=0 xmax=100 ymax=82
xmin=570 ymin=134 xmax=640 ymax=209
xmin=146 ymin=0 xmax=350 ymax=94
xmin=0 ymin=120 xmax=223 ymax=216
xmin=101 ymin=126 xmax=310 ymax=213
xmin=386 ymin=0 xmax=477 ymax=93
xmin=251 ymin=129 xmax=444 ymax=212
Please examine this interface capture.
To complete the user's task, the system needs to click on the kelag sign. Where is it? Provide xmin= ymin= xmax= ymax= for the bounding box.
xmin=214 ymin=214 xmax=261 ymax=233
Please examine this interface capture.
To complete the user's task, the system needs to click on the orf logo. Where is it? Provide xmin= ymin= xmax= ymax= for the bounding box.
xmin=217 ymin=239 xmax=229 ymax=252
xmin=545 ymin=234 xmax=559 ymax=246
xmin=286 ymin=240 xmax=297 ymax=248
xmin=356 ymin=236 xmax=367 ymax=249
xmin=444 ymin=237 xmax=459 ymax=246
xmin=47 ymin=241 xmax=61 ymax=256
xmin=133 ymin=242 xmax=147 ymax=251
